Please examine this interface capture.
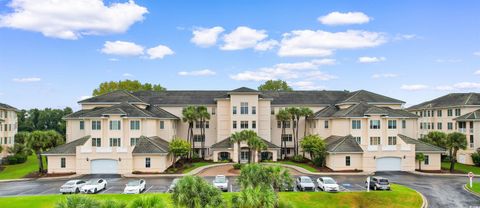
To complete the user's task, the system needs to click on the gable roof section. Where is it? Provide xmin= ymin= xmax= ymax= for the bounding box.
xmin=398 ymin=134 xmax=445 ymax=152
xmin=230 ymin=87 xmax=258 ymax=93
xmin=211 ymin=137 xmax=280 ymax=149
xmin=79 ymin=90 xmax=146 ymax=104
xmin=408 ymin=93 xmax=480 ymax=110
xmin=455 ymin=109 xmax=480 ymax=121
xmin=132 ymin=136 xmax=170 ymax=154
xmin=339 ymin=90 xmax=405 ymax=104
xmin=0 ymin=102 xmax=18 ymax=111
xmin=65 ymin=103 xmax=178 ymax=119
xmin=43 ymin=136 xmax=90 ymax=155
xmin=311 ymin=103 xmax=418 ymax=119
xmin=325 ymin=135 xmax=363 ymax=153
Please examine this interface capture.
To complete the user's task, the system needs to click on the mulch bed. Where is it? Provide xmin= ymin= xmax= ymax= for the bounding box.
xmin=24 ymin=172 xmax=76 ymax=178
xmin=227 ymin=168 xmax=240 ymax=175
xmin=278 ymin=160 xmax=363 ymax=173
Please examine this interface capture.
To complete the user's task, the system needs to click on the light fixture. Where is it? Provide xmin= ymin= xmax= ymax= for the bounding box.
xmin=119 ymin=158 xmax=122 ymax=162
xmin=86 ymin=158 xmax=89 ymax=161
xmin=373 ymin=156 xmax=376 ymax=160
xmin=403 ymin=155 xmax=406 ymax=159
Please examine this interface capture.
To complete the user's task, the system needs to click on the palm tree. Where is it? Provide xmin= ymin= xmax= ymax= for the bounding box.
xmin=230 ymin=131 xmax=245 ymax=164
xmin=182 ymin=106 xmax=198 ymax=159
xmin=171 ymin=176 xmax=223 ymax=208
xmin=287 ymin=107 xmax=301 ymax=156
xmin=276 ymin=109 xmax=290 ymax=160
xmin=248 ymin=137 xmax=267 ymax=163
xmin=300 ymin=107 xmax=314 ymax=138
xmin=242 ymin=130 xmax=259 ymax=163
xmin=196 ymin=106 xmax=210 ymax=159
xmin=26 ymin=131 xmax=48 ymax=173
xmin=416 ymin=153 xmax=425 ymax=171
xmin=446 ymin=132 xmax=467 ymax=172
xmin=232 ymin=186 xmax=277 ymax=208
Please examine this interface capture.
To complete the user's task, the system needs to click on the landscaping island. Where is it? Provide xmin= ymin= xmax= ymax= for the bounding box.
xmin=0 ymin=184 xmax=422 ymax=208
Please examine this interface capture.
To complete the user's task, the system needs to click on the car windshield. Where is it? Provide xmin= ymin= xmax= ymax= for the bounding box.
xmin=301 ymin=177 xmax=312 ymax=183
xmin=214 ymin=177 xmax=226 ymax=183
xmin=85 ymin=180 xmax=97 ymax=185
xmin=65 ymin=181 xmax=76 ymax=185
xmin=127 ymin=180 xmax=140 ymax=186
xmin=323 ymin=178 xmax=336 ymax=184
xmin=378 ymin=179 xmax=389 ymax=184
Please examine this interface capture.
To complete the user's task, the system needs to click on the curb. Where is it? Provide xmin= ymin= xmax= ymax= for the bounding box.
xmin=414 ymin=188 xmax=429 ymax=208
xmin=410 ymin=171 xmax=475 ymax=177
xmin=0 ymin=174 xmax=82 ymax=183
xmin=463 ymin=184 xmax=480 ymax=198
xmin=123 ymin=163 xmax=235 ymax=178
xmin=264 ymin=163 xmax=374 ymax=176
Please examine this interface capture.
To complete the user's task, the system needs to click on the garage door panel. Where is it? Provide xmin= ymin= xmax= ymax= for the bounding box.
xmin=91 ymin=160 xmax=118 ymax=174
xmin=376 ymin=157 xmax=401 ymax=171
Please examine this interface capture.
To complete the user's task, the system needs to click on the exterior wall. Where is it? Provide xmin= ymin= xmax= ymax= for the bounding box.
xmin=0 ymin=109 xmax=17 ymax=158
xmin=415 ymin=153 xmax=441 ymax=170
xmin=326 ymin=153 xmax=363 ymax=171
xmin=132 ymin=155 xmax=171 ymax=173
xmin=47 ymin=156 xmax=76 ymax=174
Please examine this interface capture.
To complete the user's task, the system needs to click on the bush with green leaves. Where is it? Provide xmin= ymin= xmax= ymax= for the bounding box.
xmin=128 ymin=196 xmax=165 ymax=208
xmin=237 ymin=164 xmax=292 ymax=192
xmin=472 ymin=152 xmax=480 ymax=166
xmin=232 ymin=186 xmax=277 ymax=208
xmin=172 ymin=176 xmax=224 ymax=208
xmin=102 ymin=200 xmax=126 ymax=208
xmin=55 ymin=195 xmax=100 ymax=208
xmin=290 ymin=155 xmax=305 ymax=163
xmin=233 ymin=163 xmax=243 ymax=170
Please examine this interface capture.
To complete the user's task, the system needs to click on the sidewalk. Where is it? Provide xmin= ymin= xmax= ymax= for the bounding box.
xmin=410 ymin=171 xmax=475 ymax=177
xmin=263 ymin=163 xmax=374 ymax=176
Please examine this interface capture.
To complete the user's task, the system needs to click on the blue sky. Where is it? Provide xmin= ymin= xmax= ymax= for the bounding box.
xmin=0 ymin=0 xmax=479 ymax=110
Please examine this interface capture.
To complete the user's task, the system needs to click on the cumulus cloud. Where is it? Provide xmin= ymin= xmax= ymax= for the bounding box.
xmin=278 ymin=30 xmax=386 ymax=57
xmin=289 ymin=81 xmax=326 ymax=90
xmin=191 ymin=26 xmax=225 ymax=47
xmin=0 ymin=0 xmax=148 ymax=40
xmin=221 ymin=26 xmax=268 ymax=50
xmin=178 ymin=69 xmax=216 ymax=76
xmin=101 ymin=41 xmax=144 ymax=56
xmin=318 ymin=11 xmax=370 ymax=25
xmin=358 ymin=56 xmax=386 ymax=63
xmin=474 ymin=70 xmax=480 ymax=75
xmin=146 ymin=45 xmax=174 ymax=59
xmin=12 ymin=77 xmax=41 ymax=82
xmin=254 ymin=39 xmax=279 ymax=51
xmin=372 ymin=73 xmax=397 ymax=79
xmin=230 ymin=59 xmax=336 ymax=81
xmin=394 ymin=34 xmax=419 ymax=41
xmin=401 ymin=84 xmax=429 ymax=91
xmin=452 ymin=82 xmax=480 ymax=89
xmin=122 ymin=73 xmax=134 ymax=77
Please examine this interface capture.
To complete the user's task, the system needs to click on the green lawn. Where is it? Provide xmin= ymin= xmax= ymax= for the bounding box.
xmin=466 ymin=182 xmax=480 ymax=194
xmin=181 ymin=161 xmax=215 ymax=173
xmin=441 ymin=162 xmax=480 ymax=175
xmin=0 ymin=155 xmax=42 ymax=180
xmin=277 ymin=160 xmax=319 ymax=172
xmin=0 ymin=184 xmax=422 ymax=208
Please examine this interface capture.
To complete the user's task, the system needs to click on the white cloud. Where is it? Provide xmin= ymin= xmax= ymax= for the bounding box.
xmin=122 ymin=73 xmax=134 ymax=77
xmin=278 ymin=30 xmax=386 ymax=57
xmin=146 ymin=45 xmax=174 ymax=59
xmin=453 ymin=82 xmax=480 ymax=89
xmin=289 ymin=81 xmax=326 ymax=90
xmin=474 ymin=51 xmax=480 ymax=56
xmin=318 ymin=11 xmax=370 ymax=25
xmin=358 ymin=56 xmax=386 ymax=63
xmin=80 ymin=95 xmax=92 ymax=100
xmin=400 ymin=84 xmax=429 ymax=91
xmin=12 ymin=77 xmax=41 ymax=82
xmin=254 ymin=39 xmax=279 ymax=51
xmin=178 ymin=69 xmax=216 ymax=76
xmin=435 ymin=85 xmax=455 ymax=91
xmin=394 ymin=34 xmax=418 ymax=41
xmin=372 ymin=73 xmax=397 ymax=79
xmin=221 ymin=26 xmax=268 ymax=50
xmin=101 ymin=41 xmax=144 ymax=56
xmin=0 ymin=0 xmax=148 ymax=40
xmin=108 ymin=58 xmax=119 ymax=62
xmin=230 ymin=59 xmax=335 ymax=81
xmin=435 ymin=59 xmax=462 ymax=63
xmin=474 ymin=70 xmax=480 ymax=75
xmin=191 ymin=26 xmax=225 ymax=47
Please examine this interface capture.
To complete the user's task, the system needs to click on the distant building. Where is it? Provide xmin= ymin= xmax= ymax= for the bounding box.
xmin=0 ymin=103 xmax=18 ymax=159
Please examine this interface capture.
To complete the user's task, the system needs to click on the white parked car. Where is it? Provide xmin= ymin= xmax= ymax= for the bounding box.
xmin=80 ymin=179 xmax=107 ymax=194
xmin=168 ymin=178 xmax=181 ymax=193
xmin=296 ymin=176 xmax=315 ymax=191
xmin=212 ymin=175 xmax=229 ymax=192
xmin=60 ymin=180 xmax=86 ymax=194
xmin=317 ymin=177 xmax=340 ymax=192
xmin=123 ymin=179 xmax=146 ymax=194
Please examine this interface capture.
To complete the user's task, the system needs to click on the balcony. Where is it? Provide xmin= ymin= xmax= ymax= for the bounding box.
xmin=96 ymin=147 xmax=112 ymax=153
xmin=382 ymin=145 xmax=397 ymax=151
xmin=470 ymin=143 xmax=475 ymax=149
xmin=459 ymin=128 xmax=466 ymax=133
xmin=367 ymin=145 xmax=378 ymax=151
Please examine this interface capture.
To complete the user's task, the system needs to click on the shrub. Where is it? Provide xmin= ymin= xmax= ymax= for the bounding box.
xmin=171 ymin=176 xmax=224 ymax=208
xmin=290 ymin=155 xmax=305 ymax=163
xmin=472 ymin=152 xmax=480 ymax=166
xmin=55 ymin=195 xmax=100 ymax=208
xmin=233 ymin=163 xmax=243 ymax=170
xmin=128 ymin=196 xmax=165 ymax=208
xmin=6 ymin=156 xmax=17 ymax=165
xmin=102 ymin=200 xmax=126 ymax=208
xmin=232 ymin=186 xmax=277 ymax=208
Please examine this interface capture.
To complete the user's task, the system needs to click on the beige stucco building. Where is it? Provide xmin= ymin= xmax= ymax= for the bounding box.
xmin=44 ymin=87 xmax=443 ymax=174
xmin=408 ymin=93 xmax=480 ymax=165
xmin=0 ymin=103 xmax=18 ymax=159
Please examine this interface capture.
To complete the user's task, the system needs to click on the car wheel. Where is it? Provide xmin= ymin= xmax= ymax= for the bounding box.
xmin=75 ymin=188 xmax=80 ymax=194
xmin=94 ymin=188 xmax=97 ymax=193
xmin=104 ymin=185 xmax=107 ymax=190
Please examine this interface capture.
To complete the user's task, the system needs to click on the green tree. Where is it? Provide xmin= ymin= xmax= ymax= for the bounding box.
xmin=0 ymin=146 xmax=3 ymax=155
xmin=17 ymin=108 xmax=72 ymax=136
xmin=247 ymin=136 xmax=267 ymax=163
xmin=171 ymin=176 xmax=224 ymax=208
xmin=92 ymin=80 xmax=166 ymax=96
xmin=26 ymin=131 xmax=48 ymax=173
xmin=300 ymin=135 xmax=326 ymax=166
xmin=286 ymin=107 xmax=301 ymax=156
xmin=446 ymin=132 xmax=467 ymax=172
xmin=232 ymin=186 xmax=277 ymax=208
xmin=258 ymin=80 xmax=292 ymax=92
xmin=237 ymin=164 xmax=292 ymax=191
xmin=299 ymin=107 xmax=314 ymax=138
xmin=276 ymin=109 xmax=290 ymax=160
xmin=128 ymin=196 xmax=165 ymax=208
xmin=169 ymin=138 xmax=190 ymax=168
xmin=15 ymin=131 xmax=30 ymax=144
xmin=196 ymin=106 xmax=210 ymax=159
xmin=416 ymin=153 xmax=425 ymax=171
xmin=55 ymin=195 xmax=100 ymax=208
xmin=182 ymin=106 xmax=198 ymax=159
xmin=231 ymin=131 xmax=246 ymax=164
xmin=420 ymin=131 xmax=447 ymax=149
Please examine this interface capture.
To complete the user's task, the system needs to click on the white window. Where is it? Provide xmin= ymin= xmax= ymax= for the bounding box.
xmin=282 ymin=134 xmax=293 ymax=142
xmin=370 ymin=137 xmax=381 ymax=145
xmin=370 ymin=120 xmax=381 ymax=129
xmin=277 ymin=121 xmax=282 ymax=128
xmin=130 ymin=120 xmax=140 ymax=130
xmin=424 ymin=155 xmax=429 ymax=165
xmin=345 ymin=156 xmax=351 ymax=166
xmin=233 ymin=121 xmax=237 ymax=129
xmin=145 ymin=158 xmax=151 ymax=168
xmin=240 ymin=102 xmax=249 ymax=114
xmin=402 ymin=120 xmax=406 ymax=129
xmin=212 ymin=107 xmax=216 ymax=115
xmin=240 ymin=121 xmax=248 ymax=129
xmin=388 ymin=120 xmax=397 ymax=129
xmin=92 ymin=121 xmax=101 ymax=130
xmin=109 ymin=138 xmax=121 ymax=147
xmin=324 ymin=120 xmax=329 ymax=129
xmin=252 ymin=106 xmax=256 ymax=115
xmin=130 ymin=138 xmax=139 ymax=146
xmin=233 ymin=106 xmax=237 ymax=114
xmin=61 ymin=158 xmax=66 ymax=168
xmin=388 ymin=136 xmax=397 ymax=145
xmin=160 ymin=121 xmax=165 ymax=129
xmin=252 ymin=121 xmax=256 ymax=129
xmin=79 ymin=121 xmax=84 ymax=130
xmin=193 ymin=135 xmax=205 ymax=142
xmin=352 ymin=120 xmax=361 ymax=129
xmin=110 ymin=121 xmax=121 ymax=130
xmin=92 ymin=138 xmax=101 ymax=147
xmin=353 ymin=137 xmax=361 ymax=144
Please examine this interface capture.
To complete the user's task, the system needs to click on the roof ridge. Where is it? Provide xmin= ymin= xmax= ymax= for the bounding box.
xmin=465 ymin=93 xmax=474 ymax=105
xmin=144 ymin=136 xmax=168 ymax=152
xmin=122 ymin=90 xmax=147 ymax=103
xmin=330 ymin=135 xmax=349 ymax=151
xmin=342 ymin=90 xmax=362 ymax=103
xmin=342 ymin=103 xmax=361 ymax=116
xmin=125 ymin=102 xmax=154 ymax=117
xmin=398 ymin=134 xmax=445 ymax=151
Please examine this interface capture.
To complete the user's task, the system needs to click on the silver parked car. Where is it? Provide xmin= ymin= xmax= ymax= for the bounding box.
xmin=296 ymin=176 xmax=315 ymax=191
xmin=168 ymin=178 xmax=181 ymax=193
xmin=212 ymin=175 xmax=229 ymax=192
xmin=366 ymin=176 xmax=391 ymax=191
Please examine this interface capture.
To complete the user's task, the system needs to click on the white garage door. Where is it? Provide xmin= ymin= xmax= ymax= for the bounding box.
xmin=91 ymin=159 xmax=118 ymax=174
xmin=376 ymin=157 xmax=402 ymax=171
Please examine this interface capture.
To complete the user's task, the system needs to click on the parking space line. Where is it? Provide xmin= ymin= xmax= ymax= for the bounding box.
xmin=103 ymin=186 xmax=113 ymax=193
xmin=355 ymin=184 xmax=367 ymax=190
xmin=145 ymin=185 xmax=153 ymax=193
xmin=38 ymin=187 xmax=56 ymax=195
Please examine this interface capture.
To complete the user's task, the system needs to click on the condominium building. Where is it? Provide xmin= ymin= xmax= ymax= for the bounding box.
xmin=0 ymin=103 xmax=18 ymax=158
xmin=44 ymin=87 xmax=443 ymax=174
xmin=408 ymin=93 xmax=480 ymax=165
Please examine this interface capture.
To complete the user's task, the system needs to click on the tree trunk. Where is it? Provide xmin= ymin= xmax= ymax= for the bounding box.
xmin=292 ymin=119 xmax=297 ymax=156
xmin=36 ymin=151 xmax=43 ymax=173
xmin=237 ymin=142 xmax=241 ymax=164
xmin=191 ymin=123 xmax=195 ymax=159
xmin=418 ymin=160 xmax=421 ymax=171
xmin=304 ymin=118 xmax=307 ymax=137
xmin=201 ymin=120 xmax=205 ymax=160
xmin=296 ymin=117 xmax=300 ymax=155
xmin=450 ymin=149 xmax=457 ymax=173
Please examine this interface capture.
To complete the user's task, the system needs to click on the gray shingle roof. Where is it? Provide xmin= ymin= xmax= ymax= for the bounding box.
xmin=65 ymin=102 xmax=178 ymax=119
xmin=340 ymin=90 xmax=405 ymax=104
xmin=79 ymin=90 xmax=146 ymax=104
xmin=325 ymin=135 xmax=363 ymax=153
xmin=398 ymin=134 xmax=445 ymax=152
xmin=0 ymin=103 xmax=18 ymax=111
xmin=408 ymin=93 xmax=480 ymax=110
xmin=455 ymin=109 xmax=480 ymax=121
xmin=43 ymin=136 xmax=90 ymax=155
xmin=312 ymin=103 xmax=418 ymax=119
xmin=211 ymin=137 xmax=280 ymax=149
xmin=230 ymin=87 xmax=258 ymax=93
xmin=132 ymin=136 xmax=170 ymax=154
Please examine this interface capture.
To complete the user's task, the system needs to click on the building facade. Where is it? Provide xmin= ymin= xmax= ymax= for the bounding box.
xmin=44 ymin=88 xmax=443 ymax=174
xmin=0 ymin=103 xmax=18 ymax=159
xmin=408 ymin=93 xmax=480 ymax=165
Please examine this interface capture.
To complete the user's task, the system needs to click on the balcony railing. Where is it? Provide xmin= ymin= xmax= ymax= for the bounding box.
xmin=470 ymin=143 xmax=475 ymax=148
xmin=459 ymin=128 xmax=467 ymax=133
xmin=382 ymin=145 xmax=397 ymax=151
xmin=96 ymin=147 xmax=112 ymax=153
